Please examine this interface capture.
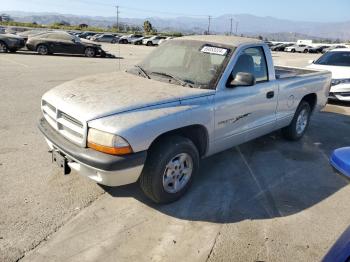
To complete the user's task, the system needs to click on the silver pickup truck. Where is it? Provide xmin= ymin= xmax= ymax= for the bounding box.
xmin=39 ymin=35 xmax=331 ymax=203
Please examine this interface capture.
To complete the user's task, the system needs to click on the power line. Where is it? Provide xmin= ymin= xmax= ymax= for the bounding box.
xmin=208 ymin=16 xmax=212 ymax=35
xmin=116 ymin=4 xmax=120 ymax=31
xmin=69 ymin=0 xmax=208 ymax=17
xmin=120 ymin=5 xmax=208 ymax=18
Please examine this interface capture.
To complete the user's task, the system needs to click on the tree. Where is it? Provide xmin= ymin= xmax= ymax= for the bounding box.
xmin=143 ymin=20 xmax=153 ymax=34
xmin=258 ymin=35 xmax=263 ymax=40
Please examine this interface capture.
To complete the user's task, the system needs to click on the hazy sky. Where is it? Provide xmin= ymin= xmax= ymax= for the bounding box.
xmin=1 ymin=0 xmax=349 ymax=22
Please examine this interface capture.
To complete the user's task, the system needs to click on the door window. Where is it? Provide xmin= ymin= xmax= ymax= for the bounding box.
xmin=231 ymin=47 xmax=268 ymax=83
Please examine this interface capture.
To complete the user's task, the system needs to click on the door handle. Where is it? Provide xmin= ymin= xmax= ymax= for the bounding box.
xmin=266 ymin=91 xmax=275 ymax=99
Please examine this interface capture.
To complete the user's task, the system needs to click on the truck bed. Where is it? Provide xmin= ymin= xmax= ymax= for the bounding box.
xmin=275 ymin=66 xmax=321 ymax=79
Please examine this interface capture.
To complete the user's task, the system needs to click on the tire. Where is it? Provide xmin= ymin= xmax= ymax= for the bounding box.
xmin=304 ymin=49 xmax=309 ymax=53
xmin=282 ymin=101 xmax=312 ymax=141
xmin=121 ymin=39 xmax=128 ymax=44
xmin=9 ymin=49 xmax=17 ymax=53
xmin=85 ymin=47 xmax=96 ymax=57
xmin=0 ymin=41 xmax=8 ymax=53
xmin=36 ymin=44 xmax=49 ymax=55
xmin=111 ymin=39 xmax=117 ymax=44
xmin=139 ymin=136 xmax=200 ymax=204
xmin=146 ymin=41 xmax=153 ymax=46
xmin=291 ymin=49 xmax=296 ymax=53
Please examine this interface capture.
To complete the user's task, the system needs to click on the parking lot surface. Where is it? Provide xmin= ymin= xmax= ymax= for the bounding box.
xmin=1 ymin=44 xmax=349 ymax=262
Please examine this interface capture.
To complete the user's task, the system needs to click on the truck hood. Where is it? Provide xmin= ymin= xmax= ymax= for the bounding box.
xmin=42 ymin=71 xmax=215 ymax=122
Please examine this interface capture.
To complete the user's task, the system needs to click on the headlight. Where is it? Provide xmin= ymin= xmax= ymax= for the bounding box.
xmin=332 ymin=79 xmax=350 ymax=86
xmin=87 ymin=128 xmax=133 ymax=155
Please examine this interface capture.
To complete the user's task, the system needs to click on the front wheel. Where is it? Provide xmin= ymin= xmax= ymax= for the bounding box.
xmin=37 ymin=44 xmax=49 ymax=55
xmin=304 ymin=49 xmax=309 ymax=53
xmin=291 ymin=49 xmax=296 ymax=53
xmin=139 ymin=136 xmax=199 ymax=204
xmin=85 ymin=47 xmax=96 ymax=57
xmin=0 ymin=41 xmax=8 ymax=53
xmin=282 ymin=101 xmax=311 ymax=141
xmin=146 ymin=41 xmax=153 ymax=46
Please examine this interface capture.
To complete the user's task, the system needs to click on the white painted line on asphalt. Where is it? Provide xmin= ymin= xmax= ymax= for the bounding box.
xmin=0 ymin=57 xmax=30 ymax=68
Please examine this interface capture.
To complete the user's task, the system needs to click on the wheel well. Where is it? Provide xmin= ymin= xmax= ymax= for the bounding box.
xmin=149 ymin=125 xmax=209 ymax=157
xmin=0 ymin=40 xmax=9 ymax=48
xmin=301 ymin=93 xmax=317 ymax=111
xmin=36 ymin=43 xmax=48 ymax=49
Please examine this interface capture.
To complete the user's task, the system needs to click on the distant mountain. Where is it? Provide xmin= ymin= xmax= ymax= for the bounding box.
xmin=2 ymin=11 xmax=350 ymax=41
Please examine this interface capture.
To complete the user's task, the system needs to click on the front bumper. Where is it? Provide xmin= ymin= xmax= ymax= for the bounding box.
xmin=329 ymin=84 xmax=350 ymax=101
xmin=38 ymin=118 xmax=147 ymax=186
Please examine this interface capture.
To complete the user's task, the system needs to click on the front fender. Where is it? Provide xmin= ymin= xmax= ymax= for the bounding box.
xmin=88 ymin=96 xmax=214 ymax=153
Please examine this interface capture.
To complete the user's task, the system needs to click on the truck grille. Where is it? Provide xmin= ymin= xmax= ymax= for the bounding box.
xmin=42 ymin=100 xmax=85 ymax=146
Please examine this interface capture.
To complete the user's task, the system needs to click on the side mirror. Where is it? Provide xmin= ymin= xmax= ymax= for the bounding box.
xmin=229 ymin=72 xmax=256 ymax=87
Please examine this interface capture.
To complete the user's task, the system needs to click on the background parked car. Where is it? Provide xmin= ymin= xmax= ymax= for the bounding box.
xmin=130 ymin=36 xmax=146 ymax=45
xmin=285 ymin=44 xmax=312 ymax=53
xmin=78 ymin=32 xmax=97 ymax=39
xmin=158 ymin=37 xmax=173 ymax=45
xmin=142 ymin=36 xmax=167 ymax=46
xmin=322 ymin=45 xmax=348 ymax=53
xmin=26 ymin=31 xmax=106 ymax=57
xmin=119 ymin=34 xmax=144 ymax=44
xmin=308 ymin=48 xmax=350 ymax=102
xmin=92 ymin=34 xmax=119 ymax=43
xmin=18 ymin=29 xmax=50 ymax=42
xmin=306 ymin=45 xmax=331 ymax=53
xmin=271 ymin=43 xmax=294 ymax=51
xmin=0 ymin=33 xmax=25 ymax=53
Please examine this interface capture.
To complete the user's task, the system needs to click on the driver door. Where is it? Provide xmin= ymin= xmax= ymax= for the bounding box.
xmin=213 ymin=46 xmax=278 ymax=153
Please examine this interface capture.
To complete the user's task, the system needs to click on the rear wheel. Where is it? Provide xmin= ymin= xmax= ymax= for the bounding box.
xmin=139 ymin=136 xmax=199 ymax=204
xmin=282 ymin=101 xmax=311 ymax=141
xmin=0 ymin=41 xmax=8 ymax=53
xmin=85 ymin=47 xmax=96 ymax=57
xmin=304 ymin=49 xmax=309 ymax=53
xmin=36 ymin=44 xmax=49 ymax=55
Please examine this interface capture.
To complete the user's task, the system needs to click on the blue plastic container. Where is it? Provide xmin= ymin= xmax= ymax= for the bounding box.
xmin=330 ymin=147 xmax=350 ymax=178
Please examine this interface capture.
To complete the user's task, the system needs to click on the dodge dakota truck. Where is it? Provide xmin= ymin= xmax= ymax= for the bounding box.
xmin=39 ymin=35 xmax=331 ymax=203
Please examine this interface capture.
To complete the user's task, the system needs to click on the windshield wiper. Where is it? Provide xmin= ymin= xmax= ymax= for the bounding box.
xmin=150 ymin=71 xmax=194 ymax=87
xmin=134 ymin=65 xmax=151 ymax=79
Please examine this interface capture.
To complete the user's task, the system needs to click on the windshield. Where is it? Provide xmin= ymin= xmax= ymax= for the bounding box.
xmin=315 ymin=51 xmax=350 ymax=66
xmin=132 ymin=40 xmax=233 ymax=89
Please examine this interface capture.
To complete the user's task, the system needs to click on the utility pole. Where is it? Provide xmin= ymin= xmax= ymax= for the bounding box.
xmin=116 ymin=5 xmax=120 ymax=32
xmin=230 ymin=18 xmax=233 ymax=35
xmin=235 ymin=21 xmax=239 ymax=35
xmin=207 ymin=16 xmax=211 ymax=35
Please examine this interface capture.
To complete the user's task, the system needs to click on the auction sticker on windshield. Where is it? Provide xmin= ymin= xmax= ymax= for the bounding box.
xmin=200 ymin=45 xmax=228 ymax=56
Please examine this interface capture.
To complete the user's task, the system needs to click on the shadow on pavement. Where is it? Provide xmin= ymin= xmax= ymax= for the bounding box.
xmin=102 ymin=111 xmax=350 ymax=223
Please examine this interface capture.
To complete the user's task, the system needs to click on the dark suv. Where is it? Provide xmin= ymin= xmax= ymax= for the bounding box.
xmin=0 ymin=33 xmax=25 ymax=53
